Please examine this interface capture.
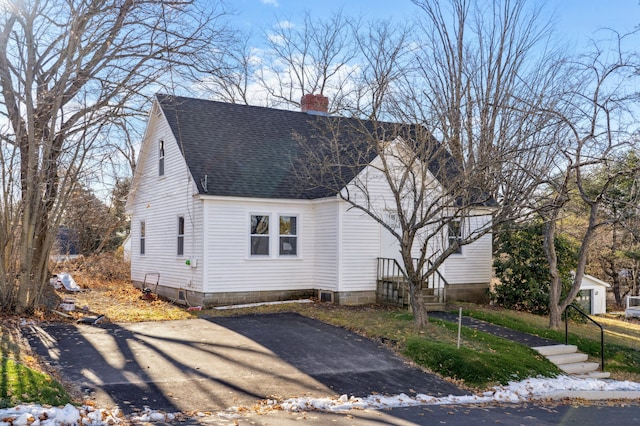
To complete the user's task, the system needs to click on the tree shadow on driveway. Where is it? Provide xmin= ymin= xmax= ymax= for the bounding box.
xmin=208 ymin=312 xmax=469 ymax=398
xmin=23 ymin=313 xmax=468 ymax=416
xmin=23 ymin=317 xmax=332 ymax=414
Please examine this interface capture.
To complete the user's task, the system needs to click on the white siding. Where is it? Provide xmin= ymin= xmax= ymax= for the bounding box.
xmin=128 ymin=109 xmax=204 ymax=293
xmin=313 ymin=200 xmax=340 ymax=290
xmin=337 ymin=158 xmax=395 ymax=292
xmin=201 ymin=197 xmax=317 ymax=292
xmin=341 ymin=149 xmax=493 ymax=288
xmin=338 ymin=204 xmax=380 ymax=291
xmin=580 ymin=275 xmax=609 ymax=315
xmin=128 ymin=115 xmax=493 ymax=297
xmin=443 ymin=214 xmax=493 ymax=284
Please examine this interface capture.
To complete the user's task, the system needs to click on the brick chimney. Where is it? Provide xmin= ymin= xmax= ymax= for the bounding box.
xmin=301 ymin=93 xmax=329 ymax=114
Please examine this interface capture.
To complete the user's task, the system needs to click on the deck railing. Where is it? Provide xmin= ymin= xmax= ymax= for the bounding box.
xmin=376 ymin=258 xmax=409 ymax=306
xmin=376 ymin=258 xmax=448 ymax=306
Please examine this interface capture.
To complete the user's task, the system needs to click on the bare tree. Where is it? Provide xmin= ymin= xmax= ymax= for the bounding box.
xmin=538 ymin=32 xmax=639 ymax=328
xmin=0 ymin=0 xmax=232 ymax=314
xmin=296 ymin=119 xmax=498 ymax=327
xmin=197 ymin=31 xmax=257 ymax=105
xmin=566 ymin=150 xmax=640 ymax=307
xmin=255 ymin=10 xmax=359 ymax=111
xmin=294 ymin=0 xmax=564 ymax=327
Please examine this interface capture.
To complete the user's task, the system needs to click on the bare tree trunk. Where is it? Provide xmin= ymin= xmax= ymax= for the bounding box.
xmin=544 ymin=219 xmax=563 ymax=329
xmin=408 ymin=279 xmax=428 ymax=328
xmin=610 ymin=228 xmax=623 ymax=307
xmin=0 ymin=0 xmax=231 ymax=315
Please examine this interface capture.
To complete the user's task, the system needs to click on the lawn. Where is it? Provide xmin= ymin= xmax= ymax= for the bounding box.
xmin=1 ymin=320 xmax=71 ymax=408
xmin=460 ymin=305 xmax=640 ymax=381
xmin=3 ymin=270 xmax=640 ymax=406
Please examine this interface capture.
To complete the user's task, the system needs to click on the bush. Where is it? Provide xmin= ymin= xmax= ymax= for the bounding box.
xmin=491 ymin=221 xmax=578 ymax=314
xmin=51 ymin=251 xmax=130 ymax=283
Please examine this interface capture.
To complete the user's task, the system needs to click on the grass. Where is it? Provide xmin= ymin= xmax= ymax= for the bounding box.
xmin=1 ymin=321 xmax=71 ymax=408
xmin=460 ymin=305 xmax=640 ymax=380
xmin=0 ymin=357 xmax=70 ymax=409
xmin=4 ymin=263 xmax=640 ymax=405
xmin=199 ymin=303 xmax=561 ymax=388
xmin=48 ymin=271 xmax=563 ymax=390
xmin=406 ymin=318 xmax=558 ymax=387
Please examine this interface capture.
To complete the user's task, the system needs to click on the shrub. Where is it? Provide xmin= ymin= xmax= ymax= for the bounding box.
xmin=491 ymin=221 xmax=578 ymax=314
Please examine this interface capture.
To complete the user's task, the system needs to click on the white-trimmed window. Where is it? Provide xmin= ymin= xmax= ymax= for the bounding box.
xmin=159 ymin=140 xmax=165 ymax=176
xmin=250 ymin=215 xmax=270 ymax=255
xmin=140 ymin=221 xmax=146 ymax=255
xmin=279 ymin=215 xmax=297 ymax=256
xmin=448 ymin=219 xmax=462 ymax=254
xmin=177 ymin=216 xmax=185 ymax=256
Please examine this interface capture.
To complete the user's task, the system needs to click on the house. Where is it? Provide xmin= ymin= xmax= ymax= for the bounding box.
xmin=575 ymin=274 xmax=610 ymax=315
xmin=125 ymin=94 xmax=493 ymax=308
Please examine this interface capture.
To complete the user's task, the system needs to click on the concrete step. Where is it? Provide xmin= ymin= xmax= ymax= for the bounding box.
xmin=574 ymin=371 xmax=612 ymax=379
xmin=558 ymin=361 xmax=601 ymax=375
xmin=547 ymin=352 xmax=589 ymax=366
xmin=532 ymin=344 xmax=578 ymax=356
xmin=425 ymin=303 xmax=446 ymax=312
xmin=533 ymin=344 xmax=607 ymax=377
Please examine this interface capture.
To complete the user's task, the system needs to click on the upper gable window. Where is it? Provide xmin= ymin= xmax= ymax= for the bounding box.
xmin=159 ymin=140 xmax=165 ymax=176
xmin=448 ymin=219 xmax=463 ymax=254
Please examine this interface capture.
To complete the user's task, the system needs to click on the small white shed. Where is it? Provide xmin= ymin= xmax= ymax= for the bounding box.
xmin=576 ymin=274 xmax=610 ymax=315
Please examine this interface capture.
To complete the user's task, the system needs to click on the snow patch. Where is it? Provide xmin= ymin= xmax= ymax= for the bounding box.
xmin=1 ymin=376 xmax=639 ymax=424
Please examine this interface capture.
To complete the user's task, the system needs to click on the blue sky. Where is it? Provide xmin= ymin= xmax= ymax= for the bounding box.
xmin=230 ymin=0 xmax=639 ymax=48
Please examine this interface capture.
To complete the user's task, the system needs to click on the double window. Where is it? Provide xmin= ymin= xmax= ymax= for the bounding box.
xmin=250 ymin=214 xmax=298 ymax=257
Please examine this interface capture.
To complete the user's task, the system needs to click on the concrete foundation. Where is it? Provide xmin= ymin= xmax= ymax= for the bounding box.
xmin=132 ymin=281 xmax=490 ymax=308
xmin=445 ymin=282 xmax=490 ymax=304
xmin=133 ymin=281 xmax=316 ymax=308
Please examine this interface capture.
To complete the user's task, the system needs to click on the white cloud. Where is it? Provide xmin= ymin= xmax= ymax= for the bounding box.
xmin=261 ymin=0 xmax=279 ymax=6
xmin=277 ymin=20 xmax=295 ymax=29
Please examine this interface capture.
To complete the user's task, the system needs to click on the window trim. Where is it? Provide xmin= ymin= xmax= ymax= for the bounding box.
xmin=177 ymin=216 xmax=185 ymax=257
xmin=140 ymin=221 xmax=146 ymax=256
xmin=278 ymin=215 xmax=298 ymax=256
xmin=250 ymin=214 xmax=270 ymax=256
xmin=158 ymin=140 xmax=165 ymax=177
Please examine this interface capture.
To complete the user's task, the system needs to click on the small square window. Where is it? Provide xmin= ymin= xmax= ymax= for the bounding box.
xmin=250 ymin=215 xmax=269 ymax=255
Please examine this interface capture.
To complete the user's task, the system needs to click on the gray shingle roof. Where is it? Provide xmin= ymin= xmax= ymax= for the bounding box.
xmin=155 ymin=94 xmax=466 ymax=201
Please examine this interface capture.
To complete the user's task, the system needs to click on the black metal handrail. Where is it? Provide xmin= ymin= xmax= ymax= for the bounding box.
xmin=564 ymin=304 xmax=605 ymax=372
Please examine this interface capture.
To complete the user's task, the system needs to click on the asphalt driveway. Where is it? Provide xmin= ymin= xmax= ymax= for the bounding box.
xmin=24 ymin=312 xmax=467 ymax=414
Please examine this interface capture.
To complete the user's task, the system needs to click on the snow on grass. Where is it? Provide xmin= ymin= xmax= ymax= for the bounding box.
xmin=2 ymin=376 xmax=640 ymax=425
